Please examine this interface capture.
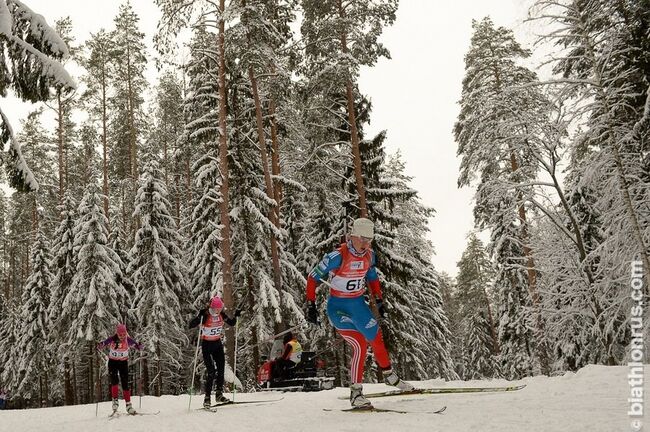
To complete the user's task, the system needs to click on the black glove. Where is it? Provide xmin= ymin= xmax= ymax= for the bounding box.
xmin=306 ymin=301 xmax=318 ymax=325
xmin=234 ymin=308 xmax=242 ymax=317
xmin=375 ymin=298 xmax=386 ymax=318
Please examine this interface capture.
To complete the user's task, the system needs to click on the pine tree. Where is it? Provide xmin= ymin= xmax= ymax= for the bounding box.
xmin=81 ymin=28 xmax=114 ymax=217
xmin=47 ymin=16 xmax=79 ymax=202
xmin=151 ymin=71 xmax=184 ymax=205
xmin=301 ymin=0 xmax=398 ymax=216
xmin=16 ymin=229 xmax=53 ymax=406
xmin=110 ymin=1 xmax=147 ymax=182
xmin=454 ymin=17 xmax=549 ymax=374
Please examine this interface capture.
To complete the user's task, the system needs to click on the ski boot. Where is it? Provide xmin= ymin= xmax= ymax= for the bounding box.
xmin=126 ymin=402 xmax=136 ymax=415
xmin=111 ymin=398 xmax=119 ymax=412
xmin=215 ymin=392 xmax=230 ymax=404
xmin=203 ymin=396 xmax=212 ymax=409
xmin=350 ymin=383 xmax=372 ymax=408
xmin=383 ymin=369 xmax=414 ymax=391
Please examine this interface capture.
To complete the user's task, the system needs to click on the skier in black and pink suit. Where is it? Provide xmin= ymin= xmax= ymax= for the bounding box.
xmin=97 ymin=323 xmax=143 ymax=414
xmin=189 ymin=296 xmax=241 ymax=408
xmin=305 ymin=217 xmax=414 ymax=408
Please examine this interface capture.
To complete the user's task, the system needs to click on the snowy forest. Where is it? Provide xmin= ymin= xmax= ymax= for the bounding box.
xmin=0 ymin=0 xmax=648 ymax=410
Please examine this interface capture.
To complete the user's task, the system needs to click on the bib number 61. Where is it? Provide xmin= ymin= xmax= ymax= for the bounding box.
xmin=345 ymin=279 xmax=363 ymax=291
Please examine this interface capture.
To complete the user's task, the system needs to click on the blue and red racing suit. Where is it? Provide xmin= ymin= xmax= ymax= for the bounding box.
xmin=306 ymin=241 xmax=392 ymax=383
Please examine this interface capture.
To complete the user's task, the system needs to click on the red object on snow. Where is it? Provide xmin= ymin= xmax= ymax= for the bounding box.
xmin=257 ymin=361 xmax=272 ymax=385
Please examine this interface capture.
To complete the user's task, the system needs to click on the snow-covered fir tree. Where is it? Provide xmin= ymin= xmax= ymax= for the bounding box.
xmin=15 ymin=228 xmax=53 ymax=405
xmin=129 ymin=158 xmax=188 ymax=395
xmin=182 ymin=23 xmax=224 ymax=310
xmin=455 ymin=233 xmax=499 ymax=379
xmin=60 ymin=181 xmax=128 ymax=351
xmin=47 ymin=191 xmax=77 ymax=405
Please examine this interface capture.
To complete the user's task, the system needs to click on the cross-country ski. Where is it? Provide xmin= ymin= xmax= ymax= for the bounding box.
xmin=338 ymin=384 xmax=527 ymax=400
xmin=323 ymin=405 xmax=447 ymax=414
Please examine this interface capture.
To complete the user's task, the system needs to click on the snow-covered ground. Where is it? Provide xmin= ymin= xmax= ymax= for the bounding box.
xmin=1 ymin=365 xmax=643 ymax=432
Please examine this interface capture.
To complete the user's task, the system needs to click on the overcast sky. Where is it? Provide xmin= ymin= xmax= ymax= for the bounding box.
xmin=2 ymin=0 xmax=535 ymax=277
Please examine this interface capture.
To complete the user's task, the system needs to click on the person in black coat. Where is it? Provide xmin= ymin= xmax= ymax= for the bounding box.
xmin=189 ymin=296 xmax=241 ymax=407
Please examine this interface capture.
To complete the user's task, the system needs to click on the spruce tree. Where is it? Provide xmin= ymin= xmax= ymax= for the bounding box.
xmin=129 ymin=159 xmax=188 ymax=395
xmin=455 ymin=233 xmax=499 ymax=379
xmin=16 ymin=229 xmax=53 ymax=405
xmin=48 ymin=191 xmax=77 ymax=405
xmin=60 ymin=182 xmax=128 ymax=346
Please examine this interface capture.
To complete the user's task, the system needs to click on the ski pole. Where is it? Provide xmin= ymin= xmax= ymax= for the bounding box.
xmin=94 ymin=349 xmax=101 ymax=417
xmin=259 ymin=324 xmax=305 ymax=345
xmin=233 ymin=319 xmax=239 ymax=403
xmin=138 ymin=354 xmax=142 ymax=409
xmin=188 ymin=315 xmax=204 ymax=412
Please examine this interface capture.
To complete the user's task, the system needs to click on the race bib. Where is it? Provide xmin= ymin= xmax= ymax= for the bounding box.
xmin=202 ymin=326 xmax=223 ymax=337
xmin=109 ymin=347 xmax=129 ymax=359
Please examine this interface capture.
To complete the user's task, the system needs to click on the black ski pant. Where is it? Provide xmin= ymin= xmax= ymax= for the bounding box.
xmin=202 ymin=339 xmax=225 ymax=397
xmin=108 ymin=359 xmax=130 ymax=391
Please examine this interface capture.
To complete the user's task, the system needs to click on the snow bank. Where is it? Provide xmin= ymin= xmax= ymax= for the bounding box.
xmin=1 ymin=365 xmax=642 ymax=432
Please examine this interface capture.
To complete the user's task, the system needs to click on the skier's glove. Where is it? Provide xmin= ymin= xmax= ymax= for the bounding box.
xmin=375 ymin=298 xmax=386 ymax=318
xmin=235 ymin=308 xmax=243 ymax=317
xmin=306 ymin=301 xmax=318 ymax=325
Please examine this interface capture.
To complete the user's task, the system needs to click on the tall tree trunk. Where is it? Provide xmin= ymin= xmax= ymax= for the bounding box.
xmin=509 ymin=151 xmax=550 ymax=374
xmin=268 ymin=90 xmax=282 ymax=206
xmin=126 ymin=43 xmax=137 ymax=181
xmin=57 ymin=91 xmax=65 ymax=203
xmin=216 ymin=0 xmax=236 ymax=371
xmin=101 ymin=55 xmax=109 ymax=220
xmin=337 ymin=0 xmax=367 ymax=218
xmin=248 ymin=67 xmax=284 ymax=332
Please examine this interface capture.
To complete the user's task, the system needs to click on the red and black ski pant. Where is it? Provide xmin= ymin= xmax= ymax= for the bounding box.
xmin=108 ymin=359 xmax=131 ymax=402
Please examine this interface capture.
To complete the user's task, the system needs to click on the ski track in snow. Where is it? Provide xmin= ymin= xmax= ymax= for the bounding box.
xmin=1 ymin=365 xmax=641 ymax=432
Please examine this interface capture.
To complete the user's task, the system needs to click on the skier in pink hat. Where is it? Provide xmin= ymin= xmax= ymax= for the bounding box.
xmin=189 ymin=296 xmax=242 ymax=408
xmin=97 ymin=324 xmax=143 ymax=414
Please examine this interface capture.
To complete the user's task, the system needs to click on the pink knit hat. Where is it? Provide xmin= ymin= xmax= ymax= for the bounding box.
xmin=210 ymin=296 xmax=224 ymax=310
xmin=116 ymin=323 xmax=127 ymax=336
